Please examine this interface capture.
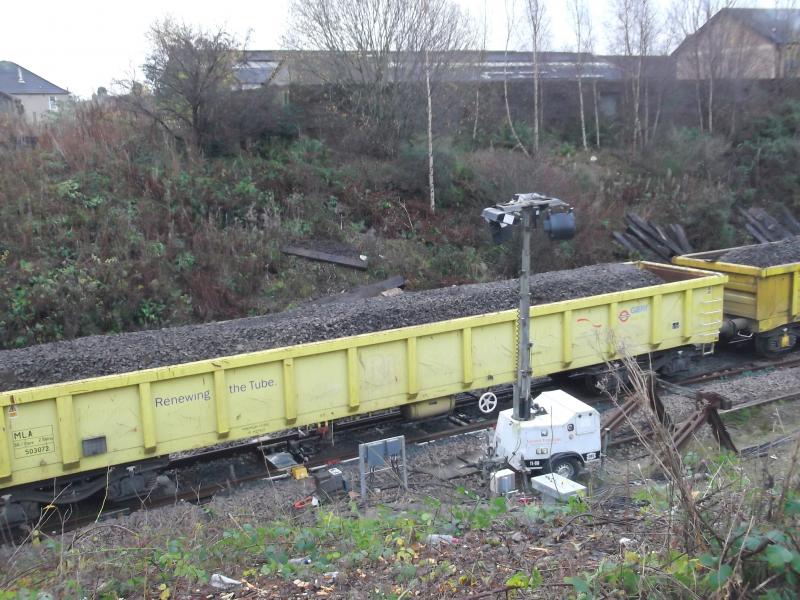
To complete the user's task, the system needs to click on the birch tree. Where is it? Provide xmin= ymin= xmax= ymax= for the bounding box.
xmin=424 ymin=2 xmax=435 ymax=212
xmin=418 ymin=0 xmax=476 ymax=212
xmin=502 ymin=0 xmax=531 ymax=156
xmin=525 ymin=0 xmax=547 ymax=154
xmin=592 ymin=76 xmax=600 ymax=148
xmin=569 ymin=0 xmax=591 ymax=150
xmin=611 ymin=0 xmax=659 ymax=153
xmin=473 ymin=0 xmax=488 ymax=142
xmin=668 ymin=0 xmax=738 ymax=134
xmin=286 ymin=0 xmax=473 ymax=153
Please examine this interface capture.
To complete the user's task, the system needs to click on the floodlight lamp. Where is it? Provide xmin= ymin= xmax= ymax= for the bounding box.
xmin=543 ymin=211 xmax=576 ymax=240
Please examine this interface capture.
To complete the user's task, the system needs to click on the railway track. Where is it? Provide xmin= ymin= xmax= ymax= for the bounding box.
xmin=2 ymin=389 xmax=515 ymax=543
xmin=671 ymin=353 xmax=800 ymax=386
xmin=6 ymin=352 xmax=799 ymax=543
xmin=740 ymin=429 xmax=800 ymax=457
xmin=156 ymin=350 xmax=800 ymax=485
xmin=719 ymin=387 xmax=800 ymax=414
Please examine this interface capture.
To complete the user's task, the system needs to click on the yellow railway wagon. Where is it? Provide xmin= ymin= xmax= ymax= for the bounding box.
xmin=0 ymin=262 xmax=724 ymax=494
xmin=673 ymin=247 xmax=800 ymax=354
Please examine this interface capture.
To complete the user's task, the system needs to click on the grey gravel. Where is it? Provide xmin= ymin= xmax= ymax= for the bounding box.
xmin=698 ymin=365 xmax=800 ymax=404
xmin=719 ymin=236 xmax=800 ymax=267
xmin=0 ymin=263 xmax=663 ymax=391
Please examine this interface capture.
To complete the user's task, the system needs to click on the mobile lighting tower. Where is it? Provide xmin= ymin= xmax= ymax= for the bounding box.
xmin=481 ymin=193 xmax=575 ymax=420
xmin=482 ymin=194 xmax=601 ymax=481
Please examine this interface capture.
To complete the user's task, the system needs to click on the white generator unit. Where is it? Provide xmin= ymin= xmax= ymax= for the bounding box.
xmin=489 ymin=468 xmax=517 ymax=495
xmin=493 ymin=389 xmax=601 ymax=480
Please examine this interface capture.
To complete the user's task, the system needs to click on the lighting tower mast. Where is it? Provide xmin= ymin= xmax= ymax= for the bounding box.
xmin=481 ymin=193 xmax=575 ymax=420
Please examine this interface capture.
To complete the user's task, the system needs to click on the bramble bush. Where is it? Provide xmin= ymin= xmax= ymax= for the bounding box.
xmin=0 ymin=106 xmax=352 ymax=348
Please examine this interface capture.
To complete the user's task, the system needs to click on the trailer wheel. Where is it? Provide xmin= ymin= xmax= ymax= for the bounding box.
xmin=549 ymin=457 xmax=580 ymax=480
xmin=477 ymin=392 xmax=498 ymax=414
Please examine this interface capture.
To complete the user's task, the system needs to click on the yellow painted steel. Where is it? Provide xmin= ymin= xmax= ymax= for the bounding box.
xmin=562 ymin=310 xmax=573 ymax=366
xmin=0 ymin=262 xmax=725 ymax=491
xmin=401 ymin=396 xmax=456 ymax=419
xmin=406 ymin=337 xmax=419 ymax=395
xmin=674 ymin=247 xmax=800 ymax=332
xmin=213 ymin=370 xmax=230 ymax=437
xmin=347 ymin=347 xmax=360 ymax=409
xmin=462 ymin=328 xmax=474 ymax=385
xmin=0 ymin=408 xmax=10 ymax=479
xmin=56 ymin=396 xmax=79 ymax=466
xmin=138 ymin=382 xmax=157 ymax=452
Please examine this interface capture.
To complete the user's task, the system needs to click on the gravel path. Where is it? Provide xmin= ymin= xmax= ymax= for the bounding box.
xmin=719 ymin=236 xmax=800 ymax=267
xmin=0 ymin=263 xmax=662 ymax=391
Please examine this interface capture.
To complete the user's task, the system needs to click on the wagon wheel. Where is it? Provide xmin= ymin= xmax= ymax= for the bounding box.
xmin=478 ymin=392 xmax=498 ymax=414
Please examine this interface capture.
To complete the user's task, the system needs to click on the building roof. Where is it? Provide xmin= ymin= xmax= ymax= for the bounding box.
xmin=448 ymin=51 xmax=626 ymax=82
xmin=725 ymin=8 xmax=800 ymax=45
xmin=0 ymin=61 xmax=69 ymax=95
xmin=673 ymin=7 xmax=800 ymax=55
xmin=239 ymin=50 xmax=672 ymax=87
xmin=233 ymin=60 xmax=286 ymax=89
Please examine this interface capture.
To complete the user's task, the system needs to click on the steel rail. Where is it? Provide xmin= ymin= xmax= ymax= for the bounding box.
xmin=672 ymin=354 xmax=800 ymax=386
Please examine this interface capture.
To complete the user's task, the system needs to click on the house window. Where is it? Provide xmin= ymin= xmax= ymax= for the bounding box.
xmin=48 ymin=96 xmax=58 ymax=111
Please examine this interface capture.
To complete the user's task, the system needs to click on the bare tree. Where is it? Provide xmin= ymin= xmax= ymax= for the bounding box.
xmin=286 ymin=0 xmax=474 ymax=153
xmin=636 ymin=1 xmax=658 ymax=147
xmin=585 ymin=12 xmax=601 ymax=150
xmin=502 ymin=0 xmax=531 ymax=156
xmin=668 ymin=0 xmax=706 ymax=132
xmin=473 ymin=0 xmax=488 ymax=142
xmin=774 ymin=0 xmax=800 ymax=79
xmin=611 ymin=0 xmax=659 ymax=153
xmin=569 ymin=0 xmax=591 ymax=150
xmin=668 ymin=0 xmax=738 ymax=134
xmin=592 ymin=77 xmax=601 ymax=148
xmin=424 ymin=2 xmax=435 ymax=213
xmin=525 ymin=0 xmax=547 ymax=154
xmin=134 ymin=19 xmax=242 ymax=151
xmin=611 ymin=0 xmax=637 ymax=147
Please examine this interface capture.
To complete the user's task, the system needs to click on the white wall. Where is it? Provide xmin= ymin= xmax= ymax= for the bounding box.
xmin=13 ymin=93 xmax=67 ymax=124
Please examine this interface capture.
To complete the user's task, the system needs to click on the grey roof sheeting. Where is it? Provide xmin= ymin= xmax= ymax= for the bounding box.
xmin=239 ymin=50 xmax=670 ymax=87
xmin=425 ymin=51 xmax=625 ymax=82
xmin=233 ymin=62 xmax=280 ymax=87
xmin=725 ymin=8 xmax=800 ymax=45
xmin=0 ymin=61 xmax=69 ymax=95
xmin=673 ymin=8 xmax=800 ymax=55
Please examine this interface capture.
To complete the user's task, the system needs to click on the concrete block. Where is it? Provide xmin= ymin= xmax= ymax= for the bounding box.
xmin=530 ymin=472 xmax=586 ymax=503
xmin=490 ymin=469 xmax=516 ymax=495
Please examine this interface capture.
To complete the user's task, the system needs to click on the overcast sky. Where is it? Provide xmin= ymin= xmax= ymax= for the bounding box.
xmin=0 ymin=0 xmax=787 ymax=98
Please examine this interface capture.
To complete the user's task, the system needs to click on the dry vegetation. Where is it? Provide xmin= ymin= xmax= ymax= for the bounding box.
xmin=1 ymin=373 xmax=798 ymax=599
xmin=3 ymin=5 xmax=800 ymax=598
xmin=5 ymin=94 xmax=796 ymax=350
